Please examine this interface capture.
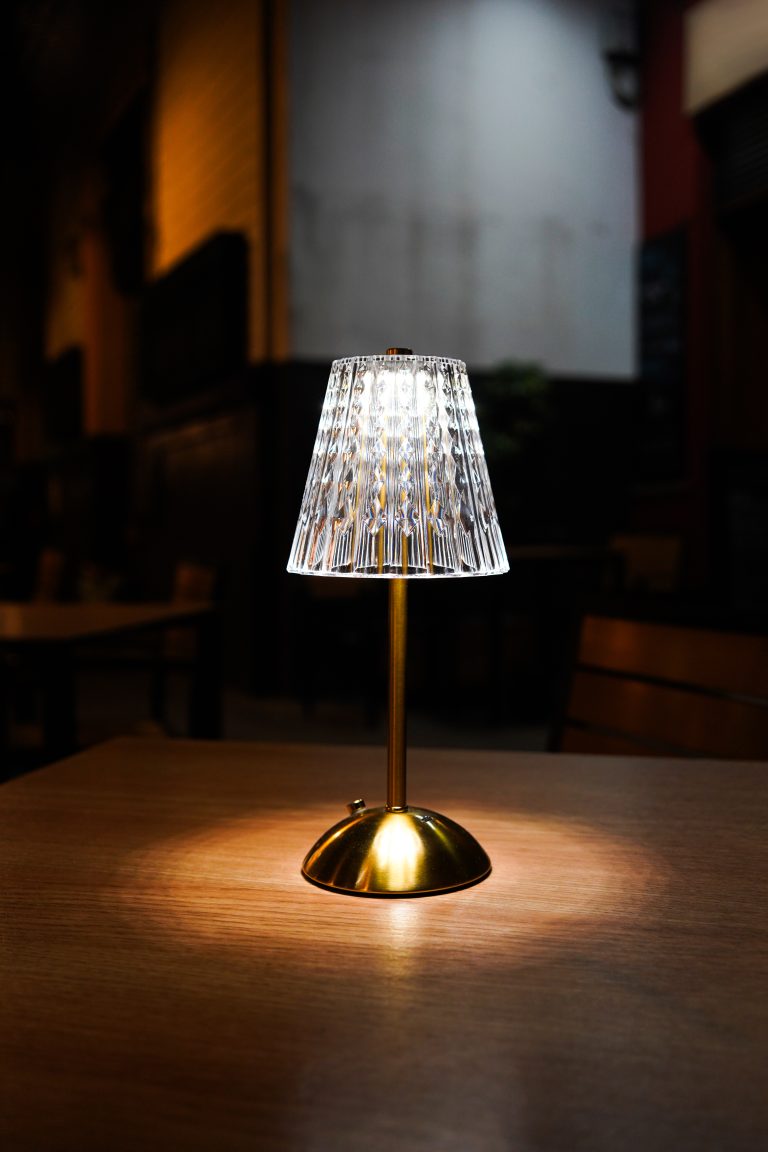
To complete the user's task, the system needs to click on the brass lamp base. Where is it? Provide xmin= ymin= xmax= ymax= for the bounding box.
xmin=302 ymin=802 xmax=491 ymax=897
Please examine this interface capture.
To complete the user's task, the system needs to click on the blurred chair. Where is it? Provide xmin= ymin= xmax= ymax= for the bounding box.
xmin=32 ymin=547 xmax=67 ymax=602
xmin=148 ymin=561 xmax=220 ymax=730
xmin=608 ymin=533 xmax=682 ymax=596
xmin=165 ymin=561 xmax=219 ymax=652
xmin=554 ymin=613 xmax=768 ymax=758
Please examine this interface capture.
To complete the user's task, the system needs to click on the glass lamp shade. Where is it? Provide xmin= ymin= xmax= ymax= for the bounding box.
xmin=287 ymin=354 xmax=508 ymax=578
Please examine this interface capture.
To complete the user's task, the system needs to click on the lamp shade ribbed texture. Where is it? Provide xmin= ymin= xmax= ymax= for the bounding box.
xmin=288 ymin=354 xmax=508 ymax=578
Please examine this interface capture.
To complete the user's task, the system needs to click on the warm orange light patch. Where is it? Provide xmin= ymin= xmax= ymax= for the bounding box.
xmin=117 ymin=804 xmax=661 ymax=963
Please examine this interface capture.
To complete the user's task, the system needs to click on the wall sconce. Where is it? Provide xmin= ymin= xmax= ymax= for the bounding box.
xmin=604 ymin=47 xmax=640 ymax=110
xmin=601 ymin=3 xmax=640 ymax=111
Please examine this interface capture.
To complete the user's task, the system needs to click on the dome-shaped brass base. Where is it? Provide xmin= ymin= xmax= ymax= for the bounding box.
xmin=302 ymin=804 xmax=491 ymax=897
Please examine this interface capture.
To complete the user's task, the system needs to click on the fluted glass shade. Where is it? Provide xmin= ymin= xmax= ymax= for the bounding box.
xmin=288 ymin=354 xmax=508 ymax=578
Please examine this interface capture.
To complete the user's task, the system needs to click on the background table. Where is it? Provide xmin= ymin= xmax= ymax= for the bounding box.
xmin=0 ymin=602 xmax=221 ymax=761
xmin=2 ymin=739 xmax=766 ymax=1151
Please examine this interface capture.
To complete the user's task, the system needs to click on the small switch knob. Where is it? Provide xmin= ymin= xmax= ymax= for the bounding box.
xmin=347 ymin=798 xmax=366 ymax=815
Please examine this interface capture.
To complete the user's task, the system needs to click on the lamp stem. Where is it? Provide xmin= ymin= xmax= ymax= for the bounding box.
xmin=387 ymin=577 xmax=408 ymax=810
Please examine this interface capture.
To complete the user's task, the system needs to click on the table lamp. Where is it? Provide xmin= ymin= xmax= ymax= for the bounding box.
xmin=288 ymin=349 xmax=509 ymax=896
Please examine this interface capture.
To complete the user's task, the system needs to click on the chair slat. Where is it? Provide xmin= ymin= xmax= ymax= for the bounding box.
xmin=567 ymin=667 xmax=768 ymax=759
xmin=556 ymin=615 xmax=768 ymax=759
xmin=578 ymin=616 xmax=768 ymax=699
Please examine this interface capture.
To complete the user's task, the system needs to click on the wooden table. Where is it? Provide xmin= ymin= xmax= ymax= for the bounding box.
xmin=2 ymin=739 xmax=766 ymax=1151
xmin=0 ymin=602 xmax=221 ymax=761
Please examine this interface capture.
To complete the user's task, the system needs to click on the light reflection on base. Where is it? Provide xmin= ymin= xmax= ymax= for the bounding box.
xmin=302 ymin=805 xmax=491 ymax=896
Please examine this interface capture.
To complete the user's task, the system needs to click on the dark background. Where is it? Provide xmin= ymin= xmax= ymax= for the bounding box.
xmin=1 ymin=0 xmax=767 ymax=741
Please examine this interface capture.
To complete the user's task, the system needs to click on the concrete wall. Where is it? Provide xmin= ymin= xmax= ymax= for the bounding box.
xmin=290 ymin=0 xmax=637 ymax=375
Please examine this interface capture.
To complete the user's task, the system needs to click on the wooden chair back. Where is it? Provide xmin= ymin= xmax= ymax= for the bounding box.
xmin=557 ymin=614 xmax=768 ymax=759
xmin=172 ymin=561 xmax=218 ymax=603
xmin=164 ymin=561 xmax=219 ymax=662
xmin=608 ymin=533 xmax=682 ymax=594
xmin=33 ymin=548 xmax=66 ymax=602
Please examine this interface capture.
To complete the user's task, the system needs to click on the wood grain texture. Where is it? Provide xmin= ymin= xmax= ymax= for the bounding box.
xmin=2 ymin=739 xmax=767 ymax=1152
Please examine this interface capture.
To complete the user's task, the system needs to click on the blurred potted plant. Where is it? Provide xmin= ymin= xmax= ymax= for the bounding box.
xmin=474 ymin=360 xmax=552 ymax=543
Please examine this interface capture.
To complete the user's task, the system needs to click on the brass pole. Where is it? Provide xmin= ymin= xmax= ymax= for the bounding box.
xmin=385 ymin=346 xmax=411 ymax=811
xmin=387 ymin=577 xmax=407 ymax=810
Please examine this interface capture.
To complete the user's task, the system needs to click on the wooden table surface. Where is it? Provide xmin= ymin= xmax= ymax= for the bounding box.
xmin=0 ymin=601 xmax=215 ymax=643
xmin=2 ymin=739 xmax=766 ymax=1151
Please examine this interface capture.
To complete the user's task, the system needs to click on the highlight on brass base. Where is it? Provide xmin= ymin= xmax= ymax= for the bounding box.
xmin=302 ymin=801 xmax=491 ymax=897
